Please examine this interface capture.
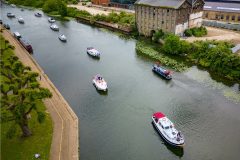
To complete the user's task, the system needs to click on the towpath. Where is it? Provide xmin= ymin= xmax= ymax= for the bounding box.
xmin=1 ymin=27 xmax=79 ymax=160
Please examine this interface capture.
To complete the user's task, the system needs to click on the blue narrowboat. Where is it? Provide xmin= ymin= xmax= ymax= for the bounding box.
xmin=152 ymin=64 xmax=172 ymax=80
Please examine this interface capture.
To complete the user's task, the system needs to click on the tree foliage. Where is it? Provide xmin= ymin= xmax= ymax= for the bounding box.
xmin=152 ymin=29 xmax=165 ymax=43
xmin=184 ymin=26 xmax=207 ymax=37
xmin=0 ymin=36 xmax=52 ymax=137
xmin=191 ymin=41 xmax=240 ymax=80
xmin=162 ymin=34 xmax=191 ymax=55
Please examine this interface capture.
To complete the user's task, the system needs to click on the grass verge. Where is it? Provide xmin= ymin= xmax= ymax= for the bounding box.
xmin=0 ymin=33 xmax=53 ymax=160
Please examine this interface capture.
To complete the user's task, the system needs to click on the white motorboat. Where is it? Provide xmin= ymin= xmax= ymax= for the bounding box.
xmin=92 ymin=74 xmax=108 ymax=91
xmin=18 ymin=17 xmax=24 ymax=24
xmin=58 ymin=34 xmax=67 ymax=42
xmin=87 ymin=47 xmax=100 ymax=58
xmin=152 ymin=112 xmax=184 ymax=147
xmin=48 ymin=17 xmax=56 ymax=23
xmin=35 ymin=12 xmax=42 ymax=17
xmin=7 ymin=13 xmax=15 ymax=18
xmin=50 ymin=24 xmax=59 ymax=31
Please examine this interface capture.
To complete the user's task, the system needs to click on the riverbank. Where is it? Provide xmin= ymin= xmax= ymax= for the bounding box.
xmin=1 ymin=27 xmax=79 ymax=160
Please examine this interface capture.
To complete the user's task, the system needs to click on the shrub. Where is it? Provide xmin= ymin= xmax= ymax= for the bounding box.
xmin=184 ymin=29 xmax=192 ymax=37
xmin=184 ymin=26 xmax=207 ymax=37
xmin=152 ymin=29 xmax=165 ymax=43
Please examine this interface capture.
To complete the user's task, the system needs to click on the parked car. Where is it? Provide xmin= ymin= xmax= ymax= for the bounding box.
xmin=13 ymin=32 xmax=21 ymax=40
xmin=19 ymin=38 xmax=33 ymax=53
xmin=3 ymin=24 xmax=10 ymax=29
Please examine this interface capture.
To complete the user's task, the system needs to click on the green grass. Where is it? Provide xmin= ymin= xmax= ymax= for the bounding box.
xmin=0 ymin=34 xmax=53 ymax=160
xmin=0 ymin=101 xmax=53 ymax=160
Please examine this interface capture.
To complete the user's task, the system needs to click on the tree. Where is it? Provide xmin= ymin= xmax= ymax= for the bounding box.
xmin=162 ymin=34 xmax=181 ymax=55
xmin=57 ymin=0 xmax=67 ymax=17
xmin=0 ymin=41 xmax=52 ymax=137
xmin=43 ymin=0 xmax=58 ymax=13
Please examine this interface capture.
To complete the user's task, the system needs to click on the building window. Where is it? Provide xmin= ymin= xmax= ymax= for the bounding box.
xmin=232 ymin=16 xmax=235 ymax=21
xmin=162 ymin=21 xmax=164 ymax=24
xmin=167 ymin=9 xmax=169 ymax=13
xmin=238 ymin=16 xmax=240 ymax=21
xmin=226 ymin=15 xmax=229 ymax=20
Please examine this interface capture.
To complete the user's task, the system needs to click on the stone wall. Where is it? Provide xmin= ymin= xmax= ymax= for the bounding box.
xmin=135 ymin=5 xmax=179 ymax=36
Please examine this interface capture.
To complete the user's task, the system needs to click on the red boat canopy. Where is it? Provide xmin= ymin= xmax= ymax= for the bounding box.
xmin=153 ymin=112 xmax=165 ymax=119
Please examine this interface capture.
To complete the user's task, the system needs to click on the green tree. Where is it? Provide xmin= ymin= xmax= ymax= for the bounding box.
xmin=43 ymin=0 xmax=58 ymax=13
xmin=162 ymin=34 xmax=181 ymax=55
xmin=57 ymin=0 xmax=68 ymax=17
xmin=0 ymin=40 xmax=52 ymax=137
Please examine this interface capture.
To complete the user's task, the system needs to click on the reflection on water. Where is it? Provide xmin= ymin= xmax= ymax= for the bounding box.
xmin=185 ymin=67 xmax=240 ymax=103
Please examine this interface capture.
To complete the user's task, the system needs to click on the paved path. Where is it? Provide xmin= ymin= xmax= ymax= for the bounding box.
xmin=1 ymin=28 xmax=79 ymax=160
xmin=68 ymin=3 xmax=134 ymax=15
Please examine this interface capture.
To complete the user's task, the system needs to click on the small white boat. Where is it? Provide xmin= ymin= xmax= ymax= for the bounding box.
xmin=50 ymin=24 xmax=59 ymax=31
xmin=48 ymin=17 xmax=56 ymax=23
xmin=152 ymin=112 xmax=184 ymax=147
xmin=35 ymin=12 xmax=42 ymax=17
xmin=18 ymin=17 xmax=24 ymax=24
xmin=92 ymin=74 xmax=108 ymax=91
xmin=87 ymin=47 xmax=100 ymax=58
xmin=7 ymin=13 xmax=15 ymax=18
xmin=58 ymin=34 xmax=67 ymax=42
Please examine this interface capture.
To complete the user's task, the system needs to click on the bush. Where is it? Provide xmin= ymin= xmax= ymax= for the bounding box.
xmin=152 ymin=29 xmax=165 ymax=43
xmin=189 ymin=41 xmax=240 ymax=80
xmin=184 ymin=29 xmax=192 ymax=37
xmin=184 ymin=26 xmax=207 ymax=37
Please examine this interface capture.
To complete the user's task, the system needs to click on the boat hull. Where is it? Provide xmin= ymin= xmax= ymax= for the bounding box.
xmin=152 ymin=121 xmax=184 ymax=147
xmin=87 ymin=51 xmax=100 ymax=58
xmin=50 ymin=27 xmax=59 ymax=31
xmin=92 ymin=80 xmax=107 ymax=91
xmin=58 ymin=37 xmax=67 ymax=42
xmin=152 ymin=67 xmax=172 ymax=80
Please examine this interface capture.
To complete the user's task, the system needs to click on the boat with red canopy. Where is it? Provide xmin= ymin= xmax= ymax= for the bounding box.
xmin=152 ymin=112 xmax=184 ymax=147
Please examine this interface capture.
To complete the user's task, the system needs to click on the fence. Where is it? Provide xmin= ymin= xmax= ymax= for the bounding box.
xmin=202 ymin=20 xmax=240 ymax=31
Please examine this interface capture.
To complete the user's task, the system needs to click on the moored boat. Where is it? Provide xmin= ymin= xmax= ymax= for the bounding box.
xmin=92 ymin=74 xmax=108 ymax=91
xmin=19 ymin=38 xmax=33 ymax=53
xmin=48 ymin=17 xmax=56 ymax=23
xmin=13 ymin=31 xmax=21 ymax=40
xmin=87 ymin=47 xmax=100 ymax=58
xmin=18 ymin=17 xmax=24 ymax=24
xmin=50 ymin=24 xmax=59 ymax=31
xmin=152 ymin=63 xmax=172 ymax=80
xmin=152 ymin=112 xmax=184 ymax=147
xmin=34 ymin=12 xmax=42 ymax=17
xmin=58 ymin=34 xmax=67 ymax=42
xmin=7 ymin=12 xmax=15 ymax=18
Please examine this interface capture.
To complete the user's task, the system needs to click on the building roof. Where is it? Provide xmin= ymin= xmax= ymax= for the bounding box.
xmin=204 ymin=1 xmax=240 ymax=13
xmin=135 ymin=0 xmax=186 ymax=9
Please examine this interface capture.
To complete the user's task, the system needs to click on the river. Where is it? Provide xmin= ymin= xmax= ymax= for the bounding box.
xmin=1 ymin=4 xmax=240 ymax=160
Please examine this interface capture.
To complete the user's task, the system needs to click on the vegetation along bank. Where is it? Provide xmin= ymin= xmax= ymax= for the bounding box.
xmin=139 ymin=30 xmax=240 ymax=82
xmin=0 ymin=34 xmax=53 ymax=159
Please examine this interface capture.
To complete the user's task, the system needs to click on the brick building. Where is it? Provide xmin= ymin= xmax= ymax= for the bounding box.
xmin=135 ymin=0 xmax=204 ymax=36
xmin=91 ymin=0 xmax=110 ymax=6
xmin=203 ymin=0 xmax=240 ymax=23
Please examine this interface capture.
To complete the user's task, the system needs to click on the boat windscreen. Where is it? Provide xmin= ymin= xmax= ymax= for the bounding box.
xmin=165 ymin=126 xmax=170 ymax=129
